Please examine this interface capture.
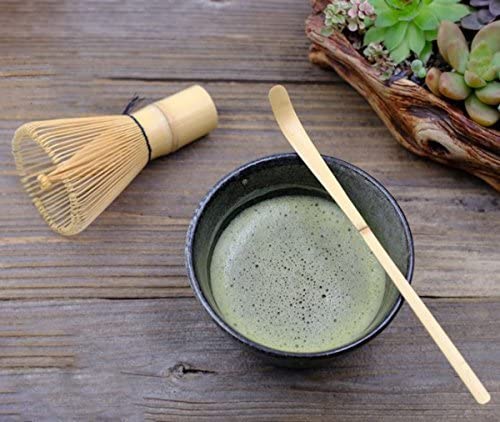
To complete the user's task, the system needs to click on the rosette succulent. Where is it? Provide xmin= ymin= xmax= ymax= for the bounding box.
xmin=322 ymin=0 xmax=376 ymax=35
xmin=364 ymin=0 xmax=470 ymax=63
xmin=425 ymin=21 xmax=500 ymax=126
xmin=461 ymin=0 xmax=500 ymax=31
xmin=363 ymin=42 xmax=397 ymax=79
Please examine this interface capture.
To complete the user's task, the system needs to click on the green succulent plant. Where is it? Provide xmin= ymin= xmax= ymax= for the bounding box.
xmin=426 ymin=20 xmax=500 ymax=126
xmin=411 ymin=59 xmax=427 ymax=78
xmin=364 ymin=0 xmax=470 ymax=64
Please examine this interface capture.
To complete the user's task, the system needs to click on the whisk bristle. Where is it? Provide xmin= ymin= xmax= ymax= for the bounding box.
xmin=12 ymin=115 xmax=149 ymax=235
xmin=37 ymin=173 xmax=53 ymax=191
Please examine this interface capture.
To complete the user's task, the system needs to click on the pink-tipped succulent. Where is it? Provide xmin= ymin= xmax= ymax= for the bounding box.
xmin=426 ymin=20 xmax=500 ymax=126
xmin=322 ymin=0 xmax=376 ymax=35
xmin=363 ymin=42 xmax=397 ymax=80
xmin=347 ymin=0 xmax=376 ymax=32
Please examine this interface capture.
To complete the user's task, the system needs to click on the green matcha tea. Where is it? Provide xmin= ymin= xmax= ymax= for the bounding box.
xmin=209 ymin=195 xmax=386 ymax=353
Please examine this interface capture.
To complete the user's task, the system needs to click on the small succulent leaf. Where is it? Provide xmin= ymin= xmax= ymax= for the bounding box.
xmin=467 ymin=58 xmax=489 ymax=77
xmin=375 ymin=10 xmax=399 ymax=28
xmin=368 ymin=0 xmax=388 ymax=10
xmin=461 ymin=13 xmax=485 ymax=31
xmin=447 ymin=41 xmax=470 ymax=73
xmin=470 ymin=0 xmax=490 ymax=6
xmin=482 ymin=67 xmax=497 ymax=82
xmin=465 ymin=94 xmax=500 ymax=126
xmin=424 ymin=29 xmax=438 ymax=41
xmin=408 ymin=23 xmax=425 ymax=55
xmin=464 ymin=70 xmax=487 ymax=88
xmin=425 ymin=67 xmax=442 ymax=96
xmin=417 ymin=68 xmax=427 ymax=78
xmin=321 ymin=27 xmax=334 ymax=37
xmin=395 ymin=8 xmax=421 ymax=22
xmin=437 ymin=21 xmax=468 ymax=64
xmin=471 ymin=21 xmax=500 ymax=53
xmin=384 ymin=0 xmax=421 ymax=20
xmin=420 ymin=41 xmax=434 ymax=63
xmin=414 ymin=9 xmax=439 ymax=31
xmin=493 ymin=52 xmax=500 ymax=75
xmin=363 ymin=26 xmax=386 ymax=46
xmin=468 ymin=41 xmax=494 ymax=79
xmin=470 ymin=41 xmax=493 ymax=63
xmin=479 ymin=51 xmax=498 ymax=81
xmin=438 ymin=72 xmax=472 ymax=100
xmin=364 ymin=18 xmax=375 ymax=28
xmin=384 ymin=21 xmax=408 ymax=51
xmin=428 ymin=4 xmax=470 ymax=22
xmin=475 ymin=81 xmax=500 ymax=105
xmin=411 ymin=59 xmax=423 ymax=72
xmin=389 ymin=39 xmax=410 ymax=63
xmin=490 ymin=0 xmax=500 ymax=16
xmin=476 ymin=9 xmax=495 ymax=25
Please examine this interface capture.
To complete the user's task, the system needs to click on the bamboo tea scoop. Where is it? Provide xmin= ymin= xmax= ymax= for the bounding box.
xmin=268 ymin=85 xmax=490 ymax=405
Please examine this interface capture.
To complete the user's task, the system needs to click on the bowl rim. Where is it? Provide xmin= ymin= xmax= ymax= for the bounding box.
xmin=185 ymin=153 xmax=414 ymax=360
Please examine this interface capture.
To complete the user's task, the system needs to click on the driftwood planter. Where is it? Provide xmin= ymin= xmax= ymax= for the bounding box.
xmin=306 ymin=0 xmax=500 ymax=190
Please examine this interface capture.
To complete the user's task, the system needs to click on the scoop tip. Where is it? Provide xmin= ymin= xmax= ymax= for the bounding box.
xmin=268 ymin=85 xmax=287 ymax=100
xmin=476 ymin=391 xmax=491 ymax=405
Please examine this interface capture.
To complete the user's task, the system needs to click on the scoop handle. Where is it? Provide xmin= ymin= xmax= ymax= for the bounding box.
xmin=268 ymin=84 xmax=490 ymax=405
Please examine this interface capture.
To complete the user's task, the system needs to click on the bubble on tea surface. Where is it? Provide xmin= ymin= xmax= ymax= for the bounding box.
xmin=210 ymin=195 xmax=386 ymax=353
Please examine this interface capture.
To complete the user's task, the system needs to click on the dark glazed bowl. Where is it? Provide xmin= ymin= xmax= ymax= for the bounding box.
xmin=185 ymin=154 xmax=414 ymax=366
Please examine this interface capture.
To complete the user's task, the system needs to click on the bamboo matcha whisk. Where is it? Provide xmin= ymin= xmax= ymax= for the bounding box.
xmin=12 ymin=85 xmax=218 ymax=236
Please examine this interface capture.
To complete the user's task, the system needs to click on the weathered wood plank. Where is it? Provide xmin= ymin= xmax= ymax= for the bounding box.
xmin=0 ymin=298 xmax=497 ymax=421
xmin=0 ymin=0 xmax=332 ymax=83
xmin=1 ymin=79 xmax=498 ymax=299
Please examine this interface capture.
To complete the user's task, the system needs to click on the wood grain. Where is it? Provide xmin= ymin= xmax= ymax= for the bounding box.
xmin=0 ymin=0 xmax=331 ymax=83
xmin=0 ymin=298 xmax=498 ymax=421
xmin=0 ymin=0 xmax=498 ymax=420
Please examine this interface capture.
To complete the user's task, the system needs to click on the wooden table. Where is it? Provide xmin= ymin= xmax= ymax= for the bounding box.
xmin=0 ymin=1 xmax=498 ymax=420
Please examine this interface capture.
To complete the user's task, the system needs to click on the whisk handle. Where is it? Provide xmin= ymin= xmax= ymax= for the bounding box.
xmin=131 ymin=85 xmax=218 ymax=160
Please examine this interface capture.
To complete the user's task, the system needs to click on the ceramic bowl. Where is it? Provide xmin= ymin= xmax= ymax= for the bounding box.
xmin=185 ymin=153 xmax=414 ymax=366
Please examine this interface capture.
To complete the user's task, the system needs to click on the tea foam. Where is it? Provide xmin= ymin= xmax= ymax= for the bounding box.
xmin=210 ymin=195 xmax=386 ymax=353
